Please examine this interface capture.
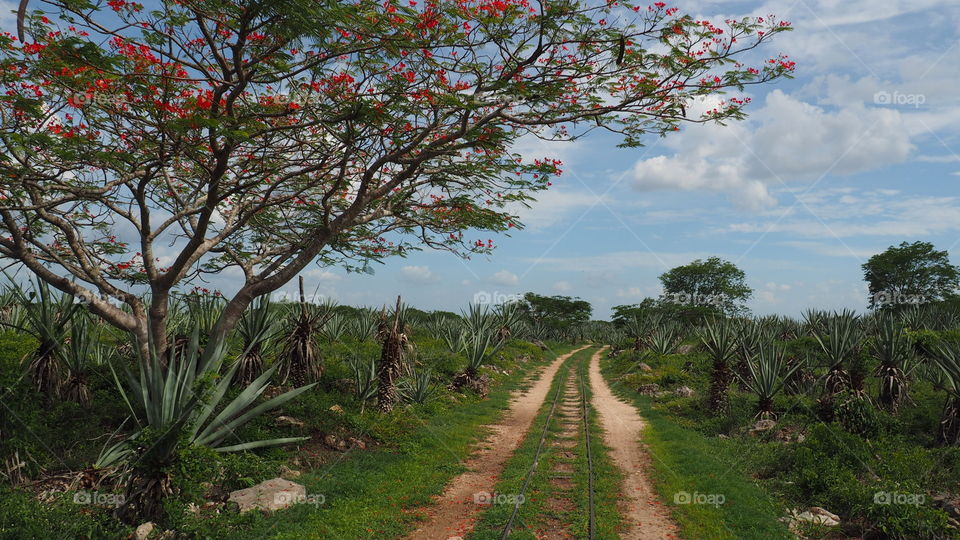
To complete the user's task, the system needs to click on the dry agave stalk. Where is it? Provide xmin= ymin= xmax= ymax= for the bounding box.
xmin=376 ymin=296 xmax=408 ymax=413
xmin=278 ymin=277 xmax=332 ymax=387
xmin=2 ymin=451 xmax=26 ymax=485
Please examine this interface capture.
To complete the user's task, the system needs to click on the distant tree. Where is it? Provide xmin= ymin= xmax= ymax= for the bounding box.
xmin=862 ymin=241 xmax=960 ymax=310
xmin=521 ymin=293 xmax=591 ymax=336
xmin=659 ymin=257 xmax=752 ymax=315
xmin=610 ymin=299 xmax=658 ymax=326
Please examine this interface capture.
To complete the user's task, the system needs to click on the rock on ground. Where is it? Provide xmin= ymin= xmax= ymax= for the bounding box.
xmin=228 ymin=478 xmax=305 ymax=513
xmin=134 ymin=522 xmax=155 ymax=540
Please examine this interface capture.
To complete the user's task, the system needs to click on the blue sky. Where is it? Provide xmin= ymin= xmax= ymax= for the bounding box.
xmin=6 ymin=0 xmax=959 ymax=320
xmin=289 ymin=0 xmax=960 ymax=319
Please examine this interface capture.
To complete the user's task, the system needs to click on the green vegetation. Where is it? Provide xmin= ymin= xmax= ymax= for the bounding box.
xmin=0 ymin=276 xmax=574 ymax=538
xmin=604 ymin=305 xmax=960 ymax=539
xmin=603 ymin=350 xmax=793 ymax=540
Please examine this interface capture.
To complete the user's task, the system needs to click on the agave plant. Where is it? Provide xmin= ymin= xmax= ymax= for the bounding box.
xmin=930 ymin=307 xmax=959 ymax=331
xmin=898 ymin=304 xmax=929 ymax=331
xmin=321 ymin=313 xmax=350 ymax=342
xmin=278 ymin=294 xmax=333 ymax=386
xmin=98 ymin=328 xmax=314 ymax=521
xmin=398 ymin=366 xmax=437 ymax=404
xmin=188 ymin=291 xmax=225 ymax=333
xmin=871 ymin=315 xmax=917 ymax=413
xmin=348 ymin=308 xmax=378 ymax=341
xmin=736 ymin=343 xmax=800 ymax=419
xmin=2 ymin=278 xmax=82 ymax=396
xmin=349 ymin=355 xmax=378 ymax=410
xmin=232 ymin=296 xmax=283 ymax=386
xmin=931 ymin=341 xmax=960 ymax=446
xmin=440 ymin=318 xmax=466 ymax=353
xmin=452 ymin=328 xmax=504 ymax=397
xmin=493 ymin=302 xmax=523 ymax=343
xmin=698 ymin=318 xmax=738 ymax=414
xmin=762 ymin=315 xmax=800 ymax=341
xmin=802 ymin=308 xmax=829 ymax=337
xmin=463 ymin=304 xmax=496 ymax=336
xmin=734 ymin=318 xmax=770 ymax=379
xmin=623 ymin=316 xmax=648 ymax=351
xmin=812 ymin=310 xmax=862 ymax=396
xmin=784 ymin=351 xmax=816 ymax=395
xmin=646 ymin=322 xmax=682 ymax=355
xmin=58 ymin=313 xmax=111 ymax=406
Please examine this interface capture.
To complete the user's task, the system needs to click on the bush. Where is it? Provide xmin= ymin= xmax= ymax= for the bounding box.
xmin=0 ymin=331 xmax=35 ymax=389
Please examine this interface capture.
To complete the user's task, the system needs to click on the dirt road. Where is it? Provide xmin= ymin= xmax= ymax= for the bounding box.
xmin=588 ymin=347 xmax=679 ymax=539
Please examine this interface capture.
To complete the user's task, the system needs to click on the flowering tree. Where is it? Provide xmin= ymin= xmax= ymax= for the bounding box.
xmin=0 ymin=0 xmax=794 ymax=359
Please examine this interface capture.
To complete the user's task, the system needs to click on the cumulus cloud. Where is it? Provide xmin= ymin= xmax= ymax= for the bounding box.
xmin=490 ymin=269 xmax=520 ymax=286
xmin=399 ymin=265 xmax=438 ymax=284
xmin=630 ymin=91 xmax=914 ymax=209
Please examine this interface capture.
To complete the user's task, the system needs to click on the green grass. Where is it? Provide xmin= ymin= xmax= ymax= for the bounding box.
xmin=601 ymin=351 xmax=794 ymax=540
xmin=166 ymin=343 xmax=575 ymax=539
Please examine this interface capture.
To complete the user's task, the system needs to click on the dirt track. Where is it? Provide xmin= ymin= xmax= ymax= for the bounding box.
xmin=588 ymin=347 xmax=679 ymax=539
xmin=405 ymin=345 xmax=589 ymax=540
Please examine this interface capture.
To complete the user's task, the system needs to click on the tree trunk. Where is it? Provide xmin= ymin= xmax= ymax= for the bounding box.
xmin=148 ymin=289 xmax=170 ymax=363
xmin=709 ymin=359 xmax=731 ymax=414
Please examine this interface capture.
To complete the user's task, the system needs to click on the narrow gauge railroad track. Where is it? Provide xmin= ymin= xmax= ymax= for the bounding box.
xmin=499 ymin=357 xmax=596 ymax=539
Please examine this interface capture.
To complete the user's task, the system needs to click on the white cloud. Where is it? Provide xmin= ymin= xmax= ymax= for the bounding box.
xmin=553 ymin=280 xmax=572 ymax=292
xmin=514 ymin=187 xmax=605 ymax=231
xmin=302 ymin=269 xmax=342 ymax=282
xmin=629 ymin=91 xmax=914 ymax=209
xmin=399 ymin=265 xmax=438 ymax=284
xmin=524 ymin=251 xmax=707 ymax=273
xmin=726 ymin=189 xmax=960 ymax=238
xmin=490 ymin=269 xmax=519 ymax=286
